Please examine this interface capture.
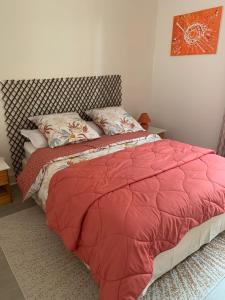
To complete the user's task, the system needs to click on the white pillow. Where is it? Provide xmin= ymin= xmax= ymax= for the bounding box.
xmin=86 ymin=121 xmax=104 ymax=136
xmin=21 ymin=129 xmax=48 ymax=148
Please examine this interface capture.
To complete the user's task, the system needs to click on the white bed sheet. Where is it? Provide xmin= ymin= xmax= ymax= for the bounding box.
xmin=24 ymin=142 xmax=37 ymax=159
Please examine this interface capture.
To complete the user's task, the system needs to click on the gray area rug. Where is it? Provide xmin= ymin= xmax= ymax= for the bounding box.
xmin=0 ymin=206 xmax=225 ymax=300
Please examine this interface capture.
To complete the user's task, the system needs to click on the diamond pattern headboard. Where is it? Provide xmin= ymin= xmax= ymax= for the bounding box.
xmin=0 ymin=75 xmax=122 ymax=176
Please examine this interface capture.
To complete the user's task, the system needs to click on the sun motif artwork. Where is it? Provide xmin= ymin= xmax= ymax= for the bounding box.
xmin=171 ymin=7 xmax=223 ymax=56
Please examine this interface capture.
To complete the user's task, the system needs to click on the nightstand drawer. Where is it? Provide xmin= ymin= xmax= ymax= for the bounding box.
xmin=0 ymin=170 xmax=9 ymax=186
xmin=0 ymin=192 xmax=11 ymax=205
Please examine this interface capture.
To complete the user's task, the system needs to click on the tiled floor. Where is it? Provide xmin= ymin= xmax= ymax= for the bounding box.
xmin=204 ymin=278 xmax=225 ymax=300
xmin=0 ymin=185 xmax=35 ymax=219
xmin=0 ymin=185 xmax=35 ymax=300
xmin=0 ymin=248 xmax=24 ymax=300
xmin=0 ymin=186 xmax=225 ymax=300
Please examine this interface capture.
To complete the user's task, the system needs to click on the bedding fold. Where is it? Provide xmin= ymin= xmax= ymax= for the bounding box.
xmin=18 ymin=131 xmax=149 ymax=199
xmin=46 ymin=139 xmax=225 ymax=300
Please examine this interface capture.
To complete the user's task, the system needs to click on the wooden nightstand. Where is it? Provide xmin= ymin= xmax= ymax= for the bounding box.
xmin=148 ymin=126 xmax=167 ymax=139
xmin=0 ymin=160 xmax=11 ymax=206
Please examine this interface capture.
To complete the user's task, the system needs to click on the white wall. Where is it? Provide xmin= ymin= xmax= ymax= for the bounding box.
xmin=0 ymin=0 xmax=158 ymax=179
xmin=151 ymin=0 xmax=225 ymax=150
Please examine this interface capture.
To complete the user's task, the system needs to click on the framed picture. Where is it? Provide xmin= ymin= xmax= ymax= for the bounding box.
xmin=171 ymin=6 xmax=223 ymax=56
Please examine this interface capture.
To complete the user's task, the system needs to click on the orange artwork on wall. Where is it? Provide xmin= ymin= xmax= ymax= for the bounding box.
xmin=171 ymin=6 xmax=223 ymax=56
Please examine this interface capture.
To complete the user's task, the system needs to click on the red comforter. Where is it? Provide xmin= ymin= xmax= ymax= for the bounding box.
xmin=46 ymin=139 xmax=225 ymax=299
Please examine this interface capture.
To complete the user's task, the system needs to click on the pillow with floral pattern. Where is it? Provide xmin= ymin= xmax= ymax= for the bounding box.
xmin=29 ymin=112 xmax=81 ymax=123
xmin=29 ymin=113 xmax=100 ymax=148
xmin=86 ymin=107 xmax=144 ymax=135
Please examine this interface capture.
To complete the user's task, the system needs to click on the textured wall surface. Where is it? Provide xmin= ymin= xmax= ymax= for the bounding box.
xmin=151 ymin=0 xmax=225 ymax=150
xmin=0 ymin=0 xmax=158 ymax=180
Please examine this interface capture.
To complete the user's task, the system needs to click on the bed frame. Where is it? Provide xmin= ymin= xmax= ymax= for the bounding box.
xmin=0 ymin=75 xmax=122 ymax=175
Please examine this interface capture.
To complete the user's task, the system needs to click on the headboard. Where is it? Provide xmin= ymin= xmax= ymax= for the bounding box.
xmin=0 ymin=75 xmax=122 ymax=176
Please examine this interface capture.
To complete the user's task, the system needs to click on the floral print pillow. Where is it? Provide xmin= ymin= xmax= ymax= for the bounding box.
xmin=29 ymin=113 xmax=100 ymax=148
xmin=86 ymin=107 xmax=144 ymax=135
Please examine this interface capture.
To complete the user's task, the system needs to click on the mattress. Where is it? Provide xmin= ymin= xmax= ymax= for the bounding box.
xmin=24 ymin=142 xmax=37 ymax=159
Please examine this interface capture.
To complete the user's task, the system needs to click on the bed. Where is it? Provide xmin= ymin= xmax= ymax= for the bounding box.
xmin=20 ymin=133 xmax=225 ymax=299
xmin=1 ymin=75 xmax=225 ymax=300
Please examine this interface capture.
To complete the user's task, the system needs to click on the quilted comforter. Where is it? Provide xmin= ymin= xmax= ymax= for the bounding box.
xmin=46 ymin=139 xmax=225 ymax=299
